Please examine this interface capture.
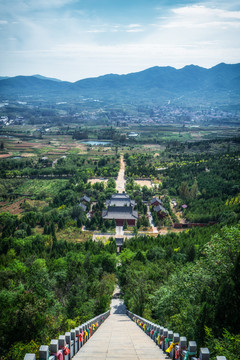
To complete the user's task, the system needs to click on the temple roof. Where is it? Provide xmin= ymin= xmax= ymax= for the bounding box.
xmin=102 ymin=206 xmax=138 ymax=220
xmin=106 ymin=193 xmax=135 ymax=207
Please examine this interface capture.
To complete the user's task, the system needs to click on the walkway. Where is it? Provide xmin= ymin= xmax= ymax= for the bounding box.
xmin=115 ymin=226 xmax=124 ymax=236
xmin=116 ymin=155 xmax=126 ymax=193
xmin=147 ymin=205 xmax=158 ymax=234
xmin=73 ymin=288 xmax=166 ymax=360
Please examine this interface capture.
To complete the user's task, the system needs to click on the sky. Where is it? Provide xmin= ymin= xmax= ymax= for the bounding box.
xmin=0 ymin=0 xmax=240 ymax=81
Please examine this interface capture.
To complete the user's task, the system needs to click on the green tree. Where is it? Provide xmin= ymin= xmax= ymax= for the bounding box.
xmin=178 ymin=181 xmax=190 ymax=200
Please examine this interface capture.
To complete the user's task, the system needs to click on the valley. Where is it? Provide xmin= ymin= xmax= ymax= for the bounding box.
xmin=0 ymin=85 xmax=239 ymax=360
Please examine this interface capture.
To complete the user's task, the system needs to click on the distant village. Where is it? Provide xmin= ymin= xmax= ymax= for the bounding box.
xmin=0 ymin=99 xmax=239 ymax=128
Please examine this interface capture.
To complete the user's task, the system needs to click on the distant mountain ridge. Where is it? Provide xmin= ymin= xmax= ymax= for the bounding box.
xmin=32 ymin=74 xmax=62 ymax=82
xmin=0 ymin=63 xmax=240 ymax=105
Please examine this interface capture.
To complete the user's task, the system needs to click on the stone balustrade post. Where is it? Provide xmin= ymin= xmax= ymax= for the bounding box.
xmin=50 ymin=339 xmax=59 ymax=360
xmin=151 ymin=323 xmax=156 ymax=340
xmin=24 ymin=355 xmax=36 ymax=360
xmin=148 ymin=322 xmax=152 ymax=338
xmin=149 ymin=322 xmax=152 ymax=336
xmin=85 ymin=322 xmax=89 ymax=342
xmin=154 ymin=325 xmax=160 ymax=344
xmin=75 ymin=327 xmax=80 ymax=352
xmin=168 ymin=333 xmax=180 ymax=359
xmin=89 ymin=320 xmax=93 ymax=337
xmin=144 ymin=320 xmax=148 ymax=333
xmin=39 ymin=345 xmax=49 ymax=360
xmin=175 ymin=336 xmax=187 ymax=360
xmin=86 ymin=321 xmax=90 ymax=340
xmin=71 ymin=329 xmax=76 ymax=355
xmin=147 ymin=321 xmax=151 ymax=336
xmin=161 ymin=328 xmax=168 ymax=350
xmin=79 ymin=326 xmax=84 ymax=347
xmin=94 ymin=319 xmax=97 ymax=332
xmin=65 ymin=332 xmax=72 ymax=359
xmin=157 ymin=326 xmax=163 ymax=347
xmin=81 ymin=324 xmax=86 ymax=344
xmin=151 ymin=323 xmax=156 ymax=341
xmin=59 ymin=335 xmax=69 ymax=360
xmin=182 ymin=341 xmax=197 ymax=359
xmin=164 ymin=330 xmax=173 ymax=353
xmin=199 ymin=348 xmax=210 ymax=360
xmin=146 ymin=321 xmax=151 ymax=336
xmin=143 ymin=321 xmax=147 ymax=333
xmin=90 ymin=318 xmax=94 ymax=334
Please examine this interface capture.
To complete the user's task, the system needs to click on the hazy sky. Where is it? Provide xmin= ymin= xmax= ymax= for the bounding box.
xmin=0 ymin=0 xmax=240 ymax=81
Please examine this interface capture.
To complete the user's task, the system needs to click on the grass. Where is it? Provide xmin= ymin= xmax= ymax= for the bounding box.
xmin=16 ymin=179 xmax=68 ymax=198
xmin=57 ymin=227 xmax=93 ymax=242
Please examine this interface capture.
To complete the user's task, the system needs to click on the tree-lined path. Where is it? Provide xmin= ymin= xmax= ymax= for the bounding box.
xmin=116 ymin=155 xmax=126 ymax=193
xmin=73 ymin=288 xmax=165 ymax=360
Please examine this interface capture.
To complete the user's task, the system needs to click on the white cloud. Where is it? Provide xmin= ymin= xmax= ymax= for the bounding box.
xmin=2 ymin=36 xmax=240 ymax=81
xmin=86 ymin=29 xmax=106 ymax=33
xmin=126 ymin=28 xmax=144 ymax=33
xmin=125 ymin=23 xmax=144 ymax=33
xmin=166 ymin=5 xmax=240 ymax=28
xmin=0 ymin=20 xmax=8 ymax=24
xmin=127 ymin=24 xmax=142 ymax=28
xmin=0 ymin=2 xmax=240 ymax=80
xmin=172 ymin=5 xmax=240 ymax=19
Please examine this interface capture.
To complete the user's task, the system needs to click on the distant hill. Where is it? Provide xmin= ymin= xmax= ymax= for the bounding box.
xmin=32 ymin=74 xmax=62 ymax=82
xmin=0 ymin=63 xmax=240 ymax=105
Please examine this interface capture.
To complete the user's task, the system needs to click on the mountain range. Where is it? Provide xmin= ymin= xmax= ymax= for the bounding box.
xmin=0 ymin=63 xmax=240 ymax=105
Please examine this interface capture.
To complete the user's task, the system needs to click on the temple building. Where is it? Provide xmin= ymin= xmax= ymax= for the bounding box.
xmin=102 ymin=193 xmax=138 ymax=226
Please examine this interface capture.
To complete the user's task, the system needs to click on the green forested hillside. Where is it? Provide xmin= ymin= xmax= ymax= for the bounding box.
xmin=0 ymin=235 xmax=116 ymax=359
xmin=1 ymin=63 xmax=240 ymax=105
xmin=118 ymin=225 xmax=240 ymax=360
xmin=0 ymin=130 xmax=239 ymax=360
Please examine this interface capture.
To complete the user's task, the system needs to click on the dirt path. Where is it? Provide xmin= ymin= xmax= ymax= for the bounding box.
xmin=116 ymin=155 xmax=125 ymax=193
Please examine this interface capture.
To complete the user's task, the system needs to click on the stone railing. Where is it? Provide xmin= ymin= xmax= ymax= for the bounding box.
xmin=23 ymin=310 xmax=110 ymax=360
xmin=127 ymin=310 xmax=227 ymax=360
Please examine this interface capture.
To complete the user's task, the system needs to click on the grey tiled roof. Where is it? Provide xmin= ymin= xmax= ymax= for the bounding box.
xmin=79 ymin=202 xmax=87 ymax=211
xmin=115 ymin=237 xmax=124 ymax=246
xmin=106 ymin=193 xmax=135 ymax=207
xmin=154 ymin=204 xmax=167 ymax=213
xmin=80 ymin=195 xmax=91 ymax=203
xmin=102 ymin=206 xmax=138 ymax=220
xmin=150 ymin=197 xmax=162 ymax=205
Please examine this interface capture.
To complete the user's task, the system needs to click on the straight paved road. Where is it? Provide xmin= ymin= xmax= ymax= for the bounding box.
xmin=116 ymin=155 xmax=126 ymax=193
xmin=73 ymin=289 xmax=166 ymax=360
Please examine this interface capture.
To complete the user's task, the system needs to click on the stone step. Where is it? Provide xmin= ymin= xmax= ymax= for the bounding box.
xmin=73 ymin=313 xmax=167 ymax=360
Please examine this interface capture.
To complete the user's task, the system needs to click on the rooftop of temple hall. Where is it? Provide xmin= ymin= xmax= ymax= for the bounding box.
xmin=106 ymin=193 xmax=135 ymax=207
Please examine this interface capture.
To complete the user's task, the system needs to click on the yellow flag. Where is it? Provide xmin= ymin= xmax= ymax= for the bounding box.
xmin=166 ymin=342 xmax=179 ymax=354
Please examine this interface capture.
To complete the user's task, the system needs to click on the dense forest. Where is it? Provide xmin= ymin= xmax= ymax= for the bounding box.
xmin=0 ymin=154 xmax=120 ymax=179
xmin=0 ymin=131 xmax=240 ymax=360
xmin=118 ymin=225 xmax=240 ymax=360
xmin=0 ymin=234 xmax=116 ymax=359
xmin=124 ymin=150 xmax=240 ymax=225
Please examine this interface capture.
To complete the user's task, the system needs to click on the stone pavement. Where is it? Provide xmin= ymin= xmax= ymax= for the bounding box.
xmin=73 ymin=290 xmax=166 ymax=360
xmin=116 ymin=155 xmax=126 ymax=193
